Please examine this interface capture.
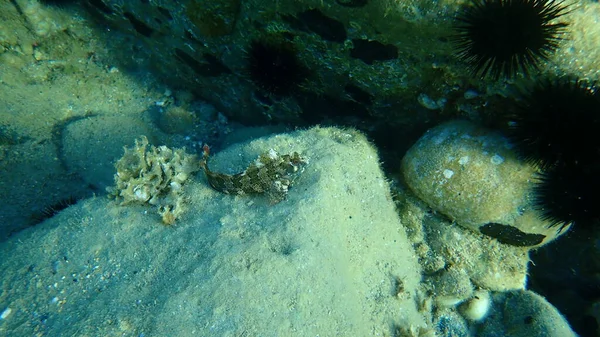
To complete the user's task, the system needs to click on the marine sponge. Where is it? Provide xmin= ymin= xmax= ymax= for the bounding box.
xmin=108 ymin=136 xmax=200 ymax=225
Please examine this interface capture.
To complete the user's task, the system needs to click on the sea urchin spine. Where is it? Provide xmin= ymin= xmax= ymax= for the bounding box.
xmin=505 ymin=77 xmax=600 ymax=230
xmin=506 ymin=78 xmax=600 ymax=170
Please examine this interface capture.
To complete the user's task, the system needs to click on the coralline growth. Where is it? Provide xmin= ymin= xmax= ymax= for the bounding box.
xmin=108 ymin=136 xmax=199 ymax=225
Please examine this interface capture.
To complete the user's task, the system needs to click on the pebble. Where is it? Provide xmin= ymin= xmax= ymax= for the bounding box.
xmin=490 ymin=154 xmax=504 ymax=165
xmin=0 ymin=307 xmax=12 ymax=319
xmin=419 ymin=93 xmax=446 ymax=110
xmin=464 ymin=90 xmax=479 ymax=99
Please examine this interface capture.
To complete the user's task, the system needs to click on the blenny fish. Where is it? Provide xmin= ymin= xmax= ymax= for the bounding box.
xmin=200 ymin=145 xmax=308 ymax=203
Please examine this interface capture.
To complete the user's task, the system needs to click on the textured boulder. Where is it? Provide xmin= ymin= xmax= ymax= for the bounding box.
xmin=402 ymin=120 xmax=569 ymax=247
xmin=0 ymin=127 xmax=427 ymax=336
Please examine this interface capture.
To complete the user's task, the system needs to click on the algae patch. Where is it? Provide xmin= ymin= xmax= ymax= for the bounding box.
xmin=108 ymin=136 xmax=199 ymax=225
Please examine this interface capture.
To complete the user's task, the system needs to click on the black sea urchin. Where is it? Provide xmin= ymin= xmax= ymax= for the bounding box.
xmin=533 ymin=162 xmax=600 ymax=230
xmin=452 ymin=0 xmax=568 ymax=79
xmin=246 ymin=38 xmax=309 ymax=96
xmin=506 ymin=78 xmax=600 ymax=170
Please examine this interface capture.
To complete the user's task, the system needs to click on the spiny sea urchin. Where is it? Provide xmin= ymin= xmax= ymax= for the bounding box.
xmin=506 ymin=78 xmax=600 ymax=170
xmin=504 ymin=77 xmax=600 ymax=230
xmin=533 ymin=162 xmax=600 ymax=230
xmin=246 ymin=37 xmax=309 ymax=96
xmin=452 ymin=0 xmax=568 ymax=79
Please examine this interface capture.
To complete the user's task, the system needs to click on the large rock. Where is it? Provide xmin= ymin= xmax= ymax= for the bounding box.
xmin=78 ymin=0 xmax=600 ymax=126
xmin=402 ymin=120 xmax=569 ymax=248
xmin=80 ymin=0 xmax=462 ymax=124
xmin=0 ymin=127 xmax=426 ymax=336
xmin=399 ymin=187 xmax=530 ymax=304
xmin=478 ymin=290 xmax=577 ymax=337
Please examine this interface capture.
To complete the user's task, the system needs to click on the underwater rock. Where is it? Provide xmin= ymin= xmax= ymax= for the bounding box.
xmin=477 ymin=290 xmax=577 ymax=337
xmin=152 ymin=105 xmax=199 ymax=135
xmin=401 ymin=120 xmax=569 ymax=248
xmin=429 ymin=266 xmax=474 ymax=307
xmin=433 ymin=309 xmax=471 ymax=337
xmin=416 ymin=202 xmax=529 ymax=292
xmin=399 ymin=190 xmax=576 ymax=335
xmin=459 ymin=289 xmax=491 ymax=322
xmin=0 ymin=126 xmax=427 ymax=336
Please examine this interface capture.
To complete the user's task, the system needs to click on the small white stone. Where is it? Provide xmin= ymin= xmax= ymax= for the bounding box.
xmin=133 ymin=186 xmax=149 ymax=201
xmin=267 ymin=148 xmax=278 ymax=159
xmin=458 ymin=156 xmax=469 ymax=165
xmin=460 ymin=290 xmax=491 ymax=321
xmin=443 ymin=169 xmax=454 ymax=179
xmin=491 ymin=154 xmax=504 ymax=165
xmin=0 ymin=307 xmax=12 ymax=319
xmin=33 ymin=50 xmax=45 ymax=61
xmin=418 ymin=93 xmax=442 ymax=110
xmin=464 ymin=89 xmax=479 ymax=99
xmin=436 ymin=98 xmax=447 ymax=109
xmin=174 ymin=172 xmax=188 ymax=182
xmin=436 ymin=295 xmax=464 ymax=308
xmin=169 ymin=181 xmax=182 ymax=191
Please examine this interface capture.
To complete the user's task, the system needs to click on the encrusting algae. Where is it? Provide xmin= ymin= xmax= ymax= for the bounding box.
xmin=109 ymin=137 xmax=308 ymax=225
